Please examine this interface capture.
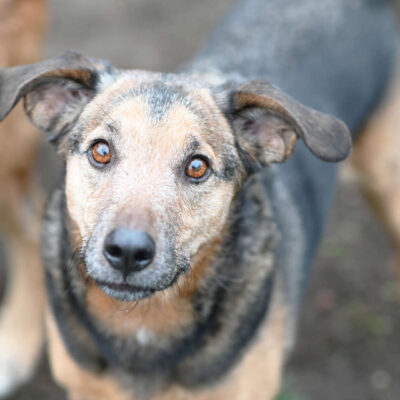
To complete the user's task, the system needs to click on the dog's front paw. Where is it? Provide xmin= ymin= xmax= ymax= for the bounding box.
xmin=0 ymin=344 xmax=37 ymax=398
xmin=0 ymin=298 xmax=44 ymax=398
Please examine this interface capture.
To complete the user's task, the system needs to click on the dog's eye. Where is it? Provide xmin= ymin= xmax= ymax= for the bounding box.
xmin=89 ymin=140 xmax=112 ymax=167
xmin=185 ymin=157 xmax=209 ymax=181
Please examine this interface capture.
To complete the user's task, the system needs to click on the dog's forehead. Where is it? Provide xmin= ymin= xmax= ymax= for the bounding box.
xmin=88 ymin=72 xmax=215 ymax=121
xmin=79 ymin=71 xmax=234 ymax=147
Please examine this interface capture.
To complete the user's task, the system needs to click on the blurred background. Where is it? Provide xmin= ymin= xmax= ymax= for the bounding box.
xmin=1 ymin=0 xmax=400 ymax=399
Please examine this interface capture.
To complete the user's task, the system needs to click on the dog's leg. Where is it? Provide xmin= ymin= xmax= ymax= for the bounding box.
xmin=0 ymin=216 xmax=44 ymax=396
xmin=0 ymin=0 xmax=46 ymax=396
xmin=0 ymin=109 xmax=45 ymax=396
xmin=351 ymin=60 xmax=400 ymax=282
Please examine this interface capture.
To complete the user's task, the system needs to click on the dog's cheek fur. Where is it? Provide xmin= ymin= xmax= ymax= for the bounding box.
xmin=171 ymin=89 xmax=242 ymax=262
xmin=65 ymin=154 xmax=106 ymax=242
xmin=175 ymin=180 xmax=235 ymax=261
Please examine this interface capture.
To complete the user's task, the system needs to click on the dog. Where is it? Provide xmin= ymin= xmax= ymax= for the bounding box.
xmin=0 ymin=0 xmax=398 ymax=399
xmin=0 ymin=0 xmax=46 ymax=397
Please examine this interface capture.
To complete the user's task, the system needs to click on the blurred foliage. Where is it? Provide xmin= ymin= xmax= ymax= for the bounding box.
xmin=276 ymin=389 xmax=305 ymax=400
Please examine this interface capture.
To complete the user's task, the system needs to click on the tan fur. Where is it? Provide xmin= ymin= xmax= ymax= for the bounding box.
xmin=0 ymin=0 xmax=46 ymax=394
xmin=351 ymin=59 xmax=400 ymax=281
xmin=47 ymin=278 xmax=285 ymax=400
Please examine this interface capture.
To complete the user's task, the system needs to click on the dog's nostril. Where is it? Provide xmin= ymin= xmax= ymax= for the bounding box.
xmin=103 ymin=229 xmax=156 ymax=276
xmin=107 ymin=245 xmax=122 ymax=258
xmin=134 ymin=248 xmax=154 ymax=263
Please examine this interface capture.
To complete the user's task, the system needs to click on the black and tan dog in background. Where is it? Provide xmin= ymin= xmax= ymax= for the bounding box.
xmin=0 ymin=0 xmax=399 ymax=399
xmin=0 ymin=0 xmax=46 ymax=396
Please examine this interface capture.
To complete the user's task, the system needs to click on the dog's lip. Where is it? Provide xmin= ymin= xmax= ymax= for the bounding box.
xmin=94 ymin=279 xmax=155 ymax=294
xmin=92 ymin=263 xmax=187 ymax=300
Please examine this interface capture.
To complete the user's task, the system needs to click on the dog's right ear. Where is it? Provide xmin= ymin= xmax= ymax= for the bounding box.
xmin=0 ymin=50 xmax=111 ymax=144
xmin=214 ymin=80 xmax=351 ymax=166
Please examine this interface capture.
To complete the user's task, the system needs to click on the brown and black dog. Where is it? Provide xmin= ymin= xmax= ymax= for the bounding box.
xmin=0 ymin=0 xmax=46 ymax=396
xmin=0 ymin=0 xmax=399 ymax=399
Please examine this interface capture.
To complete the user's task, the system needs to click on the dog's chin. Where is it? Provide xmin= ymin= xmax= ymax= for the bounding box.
xmin=95 ymin=280 xmax=156 ymax=302
xmin=89 ymin=258 xmax=189 ymax=302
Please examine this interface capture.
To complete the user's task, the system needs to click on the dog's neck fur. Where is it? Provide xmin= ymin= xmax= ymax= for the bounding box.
xmin=42 ymin=169 xmax=279 ymax=395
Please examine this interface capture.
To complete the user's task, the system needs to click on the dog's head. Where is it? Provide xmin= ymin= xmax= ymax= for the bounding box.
xmin=0 ymin=51 xmax=351 ymax=301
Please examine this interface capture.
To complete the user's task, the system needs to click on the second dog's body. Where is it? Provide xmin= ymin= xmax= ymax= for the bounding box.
xmin=0 ymin=0 xmax=398 ymax=399
xmin=0 ymin=0 xmax=46 ymax=396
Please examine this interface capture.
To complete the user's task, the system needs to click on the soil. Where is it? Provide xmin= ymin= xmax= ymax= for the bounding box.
xmin=1 ymin=1 xmax=399 ymax=399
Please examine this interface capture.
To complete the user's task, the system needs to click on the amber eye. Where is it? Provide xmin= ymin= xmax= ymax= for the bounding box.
xmin=185 ymin=157 xmax=209 ymax=181
xmin=89 ymin=141 xmax=112 ymax=167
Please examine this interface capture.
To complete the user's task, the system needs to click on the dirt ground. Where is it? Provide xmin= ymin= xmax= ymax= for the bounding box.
xmin=2 ymin=1 xmax=400 ymax=399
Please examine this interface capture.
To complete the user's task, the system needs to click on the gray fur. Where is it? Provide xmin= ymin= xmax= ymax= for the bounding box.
xmin=187 ymin=0 xmax=396 ymax=131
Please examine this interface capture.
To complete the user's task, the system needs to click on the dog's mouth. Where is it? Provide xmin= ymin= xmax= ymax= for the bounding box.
xmin=94 ymin=279 xmax=156 ymax=301
xmin=93 ymin=264 xmax=186 ymax=302
xmin=85 ymin=233 xmax=190 ymax=302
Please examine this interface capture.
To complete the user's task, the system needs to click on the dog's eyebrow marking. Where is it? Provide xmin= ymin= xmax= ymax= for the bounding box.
xmin=175 ymin=138 xmax=201 ymax=180
xmin=184 ymin=138 xmax=200 ymax=155
xmin=106 ymin=121 xmax=119 ymax=134
xmin=67 ymin=120 xmax=120 ymax=155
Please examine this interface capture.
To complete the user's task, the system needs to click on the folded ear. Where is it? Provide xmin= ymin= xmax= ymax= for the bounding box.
xmin=0 ymin=50 xmax=112 ymax=144
xmin=219 ymin=80 xmax=351 ymax=165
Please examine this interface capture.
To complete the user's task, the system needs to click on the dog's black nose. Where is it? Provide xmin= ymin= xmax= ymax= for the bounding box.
xmin=103 ymin=229 xmax=155 ymax=277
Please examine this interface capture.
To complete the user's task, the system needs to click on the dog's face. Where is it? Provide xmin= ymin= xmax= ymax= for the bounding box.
xmin=65 ymin=74 xmax=241 ymax=300
xmin=0 ymin=52 xmax=351 ymax=301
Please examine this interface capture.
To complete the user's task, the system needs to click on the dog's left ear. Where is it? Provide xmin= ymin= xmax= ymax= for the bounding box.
xmin=218 ymin=80 xmax=351 ymax=165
